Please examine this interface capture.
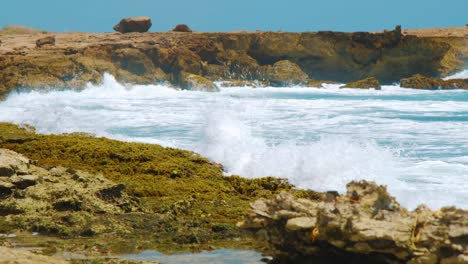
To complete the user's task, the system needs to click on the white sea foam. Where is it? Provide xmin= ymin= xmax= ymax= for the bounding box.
xmin=1 ymin=74 xmax=467 ymax=209
xmin=444 ymin=69 xmax=468 ymax=80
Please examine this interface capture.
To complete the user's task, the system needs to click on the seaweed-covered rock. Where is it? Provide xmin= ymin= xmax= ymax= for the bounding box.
xmin=0 ymin=148 xmax=141 ymax=236
xmin=262 ymin=60 xmax=308 ymax=86
xmin=340 ymin=77 xmax=381 ymax=90
xmin=240 ymin=180 xmax=468 ymax=263
xmin=113 ymin=17 xmax=152 ymax=33
xmin=400 ymin=74 xmax=468 ymax=90
xmin=172 ymin=24 xmax=193 ymax=32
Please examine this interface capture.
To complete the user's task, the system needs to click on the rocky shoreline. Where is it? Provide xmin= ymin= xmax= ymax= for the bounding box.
xmin=0 ymin=26 xmax=467 ymax=98
xmin=0 ymin=122 xmax=467 ymax=263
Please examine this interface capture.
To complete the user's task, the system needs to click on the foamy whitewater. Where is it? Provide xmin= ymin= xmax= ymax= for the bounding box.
xmin=1 ymin=71 xmax=468 ymax=210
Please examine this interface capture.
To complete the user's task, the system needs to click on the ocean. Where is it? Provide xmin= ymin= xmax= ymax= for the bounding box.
xmin=1 ymin=70 xmax=467 ymax=210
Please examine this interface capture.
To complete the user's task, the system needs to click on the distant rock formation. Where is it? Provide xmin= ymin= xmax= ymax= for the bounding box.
xmin=113 ymin=16 xmax=152 ymax=33
xmin=35 ymin=35 xmax=55 ymax=48
xmin=240 ymin=181 xmax=468 ymax=263
xmin=0 ymin=26 xmax=466 ymax=97
xmin=172 ymin=24 xmax=193 ymax=32
xmin=340 ymin=77 xmax=381 ymax=90
xmin=401 ymin=74 xmax=468 ymax=90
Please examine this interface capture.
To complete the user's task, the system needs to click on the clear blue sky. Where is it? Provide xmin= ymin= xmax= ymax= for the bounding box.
xmin=1 ymin=0 xmax=466 ymax=32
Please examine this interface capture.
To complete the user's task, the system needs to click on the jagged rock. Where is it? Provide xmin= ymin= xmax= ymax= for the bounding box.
xmin=10 ymin=175 xmax=39 ymax=189
xmin=400 ymin=74 xmax=468 ymax=90
xmin=240 ymin=180 xmax=468 ymax=263
xmin=340 ymin=77 xmax=381 ymax=90
xmin=0 ymin=148 xmax=30 ymax=176
xmin=172 ymin=24 xmax=192 ymax=32
xmin=113 ymin=16 xmax=152 ymax=33
xmin=263 ymin=60 xmax=308 ymax=86
xmin=180 ymin=72 xmax=220 ymax=92
xmin=35 ymin=36 xmax=55 ymax=48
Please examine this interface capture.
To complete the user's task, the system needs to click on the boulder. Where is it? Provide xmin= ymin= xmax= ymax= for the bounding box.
xmin=113 ymin=16 xmax=152 ymax=33
xmin=263 ymin=60 xmax=308 ymax=86
xmin=241 ymin=180 xmax=468 ymax=263
xmin=340 ymin=77 xmax=381 ymax=90
xmin=172 ymin=24 xmax=193 ymax=32
xmin=11 ymin=175 xmax=39 ymax=189
xmin=35 ymin=36 xmax=55 ymax=48
xmin=400 ymin=74 xmax=468 ymax=90
xmin=179 ymin=72 xmax=219 ymax=92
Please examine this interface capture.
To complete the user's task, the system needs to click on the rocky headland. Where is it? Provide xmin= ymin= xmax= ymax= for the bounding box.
xmin=0 ymin=25 xmax=467 ymax=98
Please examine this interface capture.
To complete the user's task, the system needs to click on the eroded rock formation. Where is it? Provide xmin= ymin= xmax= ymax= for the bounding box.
xmin=240 ymin=181 xmax=468 ymax=263
xmin=0 ymin=26 xmax=466 ymax=97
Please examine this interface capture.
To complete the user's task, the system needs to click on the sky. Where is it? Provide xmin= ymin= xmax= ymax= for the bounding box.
xmin=0 ymin=0 xmax=467 ymax=32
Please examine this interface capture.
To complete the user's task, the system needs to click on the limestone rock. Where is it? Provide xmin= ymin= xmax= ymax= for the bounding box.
xmin=340 ymin=77 xmax=381 ymax=90
xmin=263 ymin=60 xmax=308 ymax=86
xmin=172 ymin=24 xmax=192 ymax=32
xmin=180 ymin=72 xmax=219 ymax=92
xmin=286 ymin=216 xmax=316 ymax=231
xmin=35 ymin=36 xmax=55 ymax=48
xmin=113 ymin=16 xmax=152 ymax=33
xmin=400 ymin=74 xmax=468 ymax=90
xmin=241 ymin=180 xmax=468 ymax=263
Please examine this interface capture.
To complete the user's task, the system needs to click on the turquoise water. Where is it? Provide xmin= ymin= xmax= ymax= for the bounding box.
xmin=0 ymin=72 xmax=467 ymax=209
xmin=117 ymin=250 xmax=264 ymax=264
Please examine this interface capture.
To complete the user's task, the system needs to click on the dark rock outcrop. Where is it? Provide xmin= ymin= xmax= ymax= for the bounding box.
xmin=400 ymin=74 xmax=468 ymax=90
xmin=240 ymin=181 xmax=468 ymax=263
xmin=113 ymin=17 xmax=152 ymax=33
xmin=340 ymin=77 xmax=381 ymax=90
xmin=35 ymin=36 xmax=55 ymax=48
xmin=172 ymin=24 xmax=193 ymax=32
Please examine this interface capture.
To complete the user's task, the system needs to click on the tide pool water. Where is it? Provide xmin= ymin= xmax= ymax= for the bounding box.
xmin=1 ymin=72 xmax=467 ymax=210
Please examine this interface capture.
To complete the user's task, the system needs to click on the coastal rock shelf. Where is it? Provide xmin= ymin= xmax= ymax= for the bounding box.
xmin=0 ymin=26 xmax=466 ymax=97
xmin=240 ymin=181 xmax=468 ymax=264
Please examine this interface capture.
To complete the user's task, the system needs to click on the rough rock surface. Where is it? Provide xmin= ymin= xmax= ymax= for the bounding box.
xmin=262 ymin=60 xmax=309 ymax=86
xmin=0 ymin=246 xmax=70 ymax=264
xmin=179 ymin=72 xmax=220 ymax=92
xmin=240 ymin=181 xmax=468 ymax=263
xmin=0 ymin=148 xmax=142 ymax=236
xmin=113 ymin=17 xmax=152 ymax=33
xmin=172 ymin=24 xmax=193 ymax=32
xmin=340 ymin=77 xmax=381 ymax=90
xmin=400 ymin=74 xmax=468 ymax=90
xmin=35 ymin=36 xmax=55 ymax=48
xmin=0 ymin=27 xmax=466 ymax=97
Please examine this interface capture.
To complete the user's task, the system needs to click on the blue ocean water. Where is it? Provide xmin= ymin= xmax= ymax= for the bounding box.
xmin=0 ymin=71 xmax=467 ymax=209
